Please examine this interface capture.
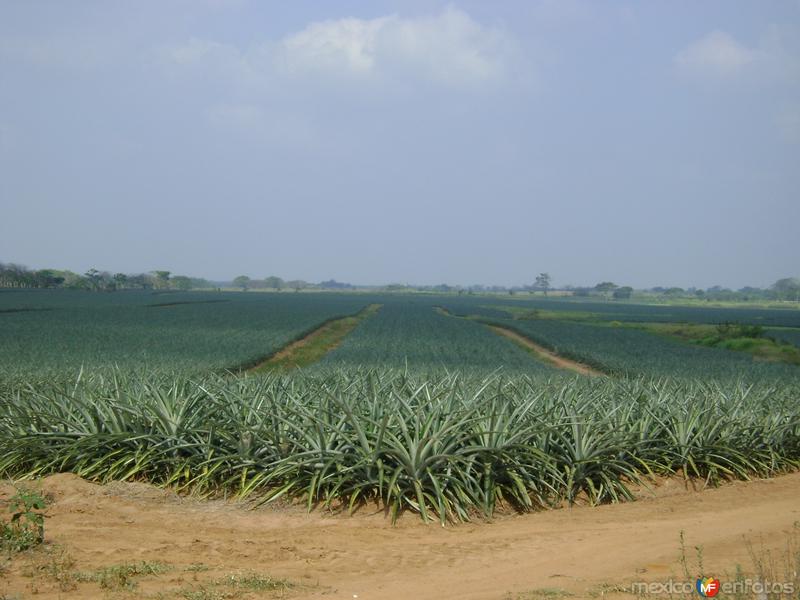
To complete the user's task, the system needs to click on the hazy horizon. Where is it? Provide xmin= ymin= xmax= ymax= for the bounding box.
xmin=2 ymin=1 xmax=798 ymax=290
xmin=1 ymin=260 xmax=794 ymax=292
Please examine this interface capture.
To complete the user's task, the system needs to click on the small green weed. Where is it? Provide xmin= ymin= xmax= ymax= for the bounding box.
xmin=178 ymin=571 xmax=293 ymax=600
xmin=185 ymin=562 xmax=211 ymax=572
xmin=505 ymin=589 xmax=572 ymax=599
xmin=1 ymin=488 xmax=47 ymax=552
xmin=76 ymin=560 xmax=171 ymax=590
xmin=217 ymin=571 xmax=292 ymax=591
xmin=179 ymin=587 xmax=228 ymax=600
xmin=20 ymin=544 xmax=77 ymax=592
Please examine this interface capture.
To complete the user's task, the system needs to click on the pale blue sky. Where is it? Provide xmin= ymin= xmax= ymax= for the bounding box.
xmin=1 ymin=1 xmax=798 ymax=289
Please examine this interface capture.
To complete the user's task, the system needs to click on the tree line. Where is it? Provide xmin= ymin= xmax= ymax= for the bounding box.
xmin=0 ymin=263 xmax=212 ymax=291
xmin=2 ymin=262 xmax=799 ymax=301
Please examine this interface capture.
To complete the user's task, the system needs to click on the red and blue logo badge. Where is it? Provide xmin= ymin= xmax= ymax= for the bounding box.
xmin=696 ymin=577 xmax=720 ymax=597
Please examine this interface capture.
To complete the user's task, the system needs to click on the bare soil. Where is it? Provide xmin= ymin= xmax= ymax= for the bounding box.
xmin=2 ymin=472 xmax=799 ymax=600
xmin=249 ymin=304 xmax=381 ymax=372
xmin=487 ymin=325 xmax=606 ymax=377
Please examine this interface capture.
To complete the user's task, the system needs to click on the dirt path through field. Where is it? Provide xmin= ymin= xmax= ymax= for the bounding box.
xmin=2 ymin=473 xmax=799 ymax=600
xmin=434 ymin=306 xmax=604 ymax=377
xmin=487 ymin=325 xmax=606 ymax=377
xmin=248 ymin=304 xmax=381 ymax=372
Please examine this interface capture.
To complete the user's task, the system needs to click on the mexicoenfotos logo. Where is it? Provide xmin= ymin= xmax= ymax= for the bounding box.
xmin=631 ymin=577 xmax=793 ymax=596
xmin=695 ymin=577 xmax=720 ymax=597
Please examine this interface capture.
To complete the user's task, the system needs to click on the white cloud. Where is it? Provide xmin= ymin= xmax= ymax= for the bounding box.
xmin=152 ymin=7 xmax=520 ymax=147
xmin=673 ymin=27 xmax=800 ymax=140
xmin=159 ymin=7 xmax=515 ymax=90
xmin=277 ymin=7 xmax=513 ymax=86
xmin=280 ymin=17 xmax=389 ymax=75
xmin=674 ymin=31 xmax=757 ymax=77
xmin=156 ymin=37 xmax=263 ymax=95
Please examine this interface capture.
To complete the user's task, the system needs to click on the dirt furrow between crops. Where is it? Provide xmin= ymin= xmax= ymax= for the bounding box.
xmin=2 ymin=473 xmax=799 ymax=600
xmin=248 ymin=304 xmax=381 ymax=372
xmin=486 ymin=324 xmax=606 ymax=377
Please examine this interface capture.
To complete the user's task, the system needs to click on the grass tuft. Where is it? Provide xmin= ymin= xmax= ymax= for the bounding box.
xmin=75 ymin=560 xmax=171 ymax=590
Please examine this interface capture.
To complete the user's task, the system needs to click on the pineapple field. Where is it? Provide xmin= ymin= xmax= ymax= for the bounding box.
xmin=1 ymin=289 xmax=799 ymax=523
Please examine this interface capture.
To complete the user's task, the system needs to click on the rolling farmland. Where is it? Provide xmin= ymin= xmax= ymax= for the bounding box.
xmin=441 ymin=295 xmax=800 ymax=327
xmin=1 ymin=289 xmax=799 ymax=522
xmin=6 ymin=5 xmax=799 ymax=596
xmin=439 ymin=298 xmax=800 ymax=381
xmin=482 ymin=317 xmax=800 ymax=380
xmin=314 ymin=298 xmax=557 ymax=374
xmin=0 ymin=290 xmax=370 ymax=378
xmin=2 ymin=289 xmax=799 ymax=381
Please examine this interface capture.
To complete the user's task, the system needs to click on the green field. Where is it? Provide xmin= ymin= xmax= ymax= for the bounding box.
xmin=769 ymin=328 xmax=800 ymax=349
xmin=475 ymin=317 xmax=800 ymax=380
xmin=0 ymin=290 xmax=370 ymax=378
xmin=314 ymin=299 xmax=557 ymax=374
xmin=438 ymin=297 xmax=800 ymax=381
xmin=440 ymin=295 xmax=800 ymax=327
xmin=2 ymin=370 xmax=798 ymax=524
xmin=1 ymin=289 xmax=799 ymax=521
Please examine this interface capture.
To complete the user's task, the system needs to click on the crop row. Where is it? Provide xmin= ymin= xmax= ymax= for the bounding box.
xmin=768 ymin=328 xmax=800 ymax=349
xmin=441 ymin=296 xmax=800 ymax=328
xmin=314 ymin=300 xmax=555 ymax=374
xmin=0 ymin=291 xmax=370 ymax=378
xmin=479 ymin=318 xmax=800 ymax=382
xmin=1 ymin=370 xmax=798 ymax=523
xmin=3 ymin=290 xmax=799 ymax=380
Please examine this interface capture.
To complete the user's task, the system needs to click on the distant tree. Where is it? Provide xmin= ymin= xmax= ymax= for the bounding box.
xmin=595 ymin=281 xmax=617 ymax=293
xmin=113 ymin=273 xmax=128 ymax=289
xmin=171 ymin=275 xmax=193 ymax=291
xmin=35 ymin=269 xmax=64 ymax=288
xmin=264 ymin=276 xmax=283 ymax=291
xmin=535 ymin=273 xmax=551 ymax=296
xmin=85 ymin=269 xmax=103 ymax=291
xmin=663 ymin=287 xmax=685 ymax=297
xmin=189 ymin=277 xmax=213 ymax=289
xmin=128 ymin=273 xmax=153 ymax=290
xmin=773 ymin=277 xmax=800 ymax=301
xmin=233 ymin=275 xmax=251 ymax=291
xmin=613 ymin=286 xmax=633 ymax=300
xmin=284 ymin=279 xmax=308 ymax=292
xmin=61 ymin=270 xmax=87 ymax=289
xmin=319 ymin=279 xmax=354 ymax=290
xmin=152 ymin=271 xmax=171 ymax=290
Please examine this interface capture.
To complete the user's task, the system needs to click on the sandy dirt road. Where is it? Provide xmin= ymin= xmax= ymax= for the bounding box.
xmin=486 ymin=325 xmax=606 ymax=377
xmin=1 ymin=472 xmax=799 ymax=599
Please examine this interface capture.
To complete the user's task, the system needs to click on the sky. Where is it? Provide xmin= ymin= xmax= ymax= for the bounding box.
xmin=1 ymin=1 xmax=798 ymax=289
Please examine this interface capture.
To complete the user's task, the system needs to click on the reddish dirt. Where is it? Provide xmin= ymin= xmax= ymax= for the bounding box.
xmin=249 ymin=304 xmax=381 ymax=372
xmin=2 ymin=473 xmax=799 ymax=599
xmin=487 ymin=325 xmax=606 ymax=377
